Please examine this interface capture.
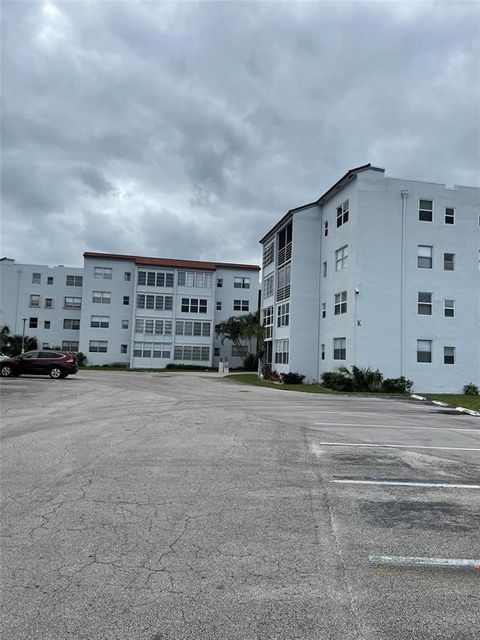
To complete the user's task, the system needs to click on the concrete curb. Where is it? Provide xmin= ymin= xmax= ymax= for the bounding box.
xmin=410 ymin=394 xmax=480 ymax=417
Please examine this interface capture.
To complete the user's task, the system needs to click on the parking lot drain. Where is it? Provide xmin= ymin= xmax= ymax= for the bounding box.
xmin=369 ymin=556 xmax=480 ymax=570
xmin=332 ymin=479 xmax=480 ymax=489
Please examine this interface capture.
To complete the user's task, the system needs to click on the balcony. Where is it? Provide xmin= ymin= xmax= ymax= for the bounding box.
xmin=277 ymin=242 xmax=292 ymax=267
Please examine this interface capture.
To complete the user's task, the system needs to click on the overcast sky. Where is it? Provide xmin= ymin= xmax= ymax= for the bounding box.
xmin=1 ymin=0 xmax=479 ymax=268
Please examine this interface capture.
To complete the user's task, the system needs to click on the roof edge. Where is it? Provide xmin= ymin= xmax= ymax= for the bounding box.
xmin=83 ymin=252 xmax=260 ymax=271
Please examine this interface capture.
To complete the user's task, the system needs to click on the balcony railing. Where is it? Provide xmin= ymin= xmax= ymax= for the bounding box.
xmin=277 ymin=242 xmax=292 ymax=266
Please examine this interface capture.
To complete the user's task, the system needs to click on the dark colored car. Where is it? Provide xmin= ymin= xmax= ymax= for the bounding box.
xmin=0 ymin=350 xmax=79 ymax=379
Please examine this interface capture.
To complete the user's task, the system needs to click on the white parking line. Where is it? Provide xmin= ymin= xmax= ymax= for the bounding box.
xmin=314 ymin=442 xmax=480 ymax=451
xmin=369 ymin=556 xmax=480 ymax=569
xmin=314 ymin=423 xmax=479 ymax=432
xmin=332 ymin=479 xmax=480 ymax=489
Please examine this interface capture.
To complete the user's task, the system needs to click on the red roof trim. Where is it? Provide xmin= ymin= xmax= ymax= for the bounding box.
xmin=83 ymin=252 xmax=260 ymax=271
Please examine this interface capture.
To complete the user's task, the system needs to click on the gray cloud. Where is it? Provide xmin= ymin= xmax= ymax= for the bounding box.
xmin=1 ymin=0 xmax=479 ymax=267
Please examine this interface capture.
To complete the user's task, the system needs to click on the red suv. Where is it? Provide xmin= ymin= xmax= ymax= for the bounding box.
xmin=0 ymin=351 xmax=79 ymax=379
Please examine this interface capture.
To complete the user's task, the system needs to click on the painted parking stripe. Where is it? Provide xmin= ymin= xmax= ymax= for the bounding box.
xmin=314 ymin=423 xmax=479 ymax=432
xmin=313 ymin=442 xmax=480 ymax=451
xmin=332 ymin=479 xmax=480 ymax=489
xmin=369 ymin=556 xmax=480 ymax=569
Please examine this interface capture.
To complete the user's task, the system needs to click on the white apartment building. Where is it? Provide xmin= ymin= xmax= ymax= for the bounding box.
xmin=0 ymin=258 xmax=84 ymax=351
xmin=260 ymin=164 xmax=480 ymax=393
xmin=1 ymin=253 xmax=260 ymax=368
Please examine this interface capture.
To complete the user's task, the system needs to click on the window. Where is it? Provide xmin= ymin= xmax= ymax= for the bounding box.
xmin=44 ymin=321 xmax=50 ymax=329
xmin=121 ymin=344 xmax=128 ymax=354
xmin=323 ymin=261 xmax=327 ymax=278
xmin=335 ymin=245 xmax=348 ymax=271
xmin=263 ymin=306 xmax=273 ymax=340
xmin=122 ymin=319 xmax=129 ymax=329
xmin=419 ymin=199 xmax=433 ymax=222
xmin=216 ymin=301 xmax=222 ymax=311
xmin=232 ymin=345 xmax=248 ymax=358
xmin=64 ymin=296 xmax=82 ymax=309
xmin=334 ymin=291 xmax=347 ymax=315
xmin=274 ymin=339 xmax=289 ymax=364
xmin=92 ymin=291 xmax=111 ymax=304
xmin=173 ymin=345 xmax=210 ymax=361
xmin=94 ymin=266 xmax=112 ymax=279
xmin=444 ymin=253 xmax=455 ymax=271
xmin=333 ymin=337 xmax=346 ymax=360
xmin=62 ymin=340 xmax=79 ymax=351
xmin=277 ymin=302 xmax=289 ymax=327
xmin=177 ymin=272 xmax=212 ymax=288
xmin=90 ymin=315 xmax=109 ymax=328
xmin=217 ymin=278 xmax=223 ymax=288
xmin=30 ymin=294 xmax=40 ymax=307
xmin=324 ymin=221 xmax=328 ymax=237
xmin=123 ymin=296 xmax=130 ymax=305
xmin=234 ymin=300 xmax=249 ymax=312
xmin=133 ymin=342 xmax=171 ymax=359
xmin=234 ymin=277 xmax=250 ymax=289
xmin=336 ymin=200 xmax=349 ymax=227
xmin=175 ymin=321 xmax=210 ymax=337
xmin=263 ymin=274 xmax=274 ymax=298
xmin=263 ymin=242 xmax=274 ymax=268
xmin=29 ymin=317 xmax=38 ymax=328
xmin=124 ymin=272 xmax=131 ymax=281
xmin=136 ymin=294 xmax=172 ymax=310
xmin=417 ymin=339 xmax=432 ymax=363
xmin=137 ymin=271 xmax=174 ymax=287
xmin=181 ymin=298 xmax=208 ymax=313
xmin=32 ymin=272 xmax=41 ymax=284
xmin=417 ymin=245 xmax=432 ymax=269
xmin=66 ymin=275 xmax=83 ymax=287
xmin=277 ymin=263 xmax=291 ymax=301
xmin=445 ymin=208 xmax=455 ymax=224
xmin=64 ymin=319 xmax=80 ymax=330
xmin=135 ymin=318 xmax=173 ymax=335
xmin=322 ymin=302 xmax=326 ymax=318
xmin=321 ymin=344 xmax=325 ymax=360
xmin=444 ymin=299 xmax=455 ymax=317
xmin=417 ymin=292 xmax=432 ymax=315
xmin=44 ymin=298 xmax=54 ymax=308
xmin=89 ymin=340 xmax=108 ymax=353
xmin=444 ymin=346 xmax=455 ymax=365
xmin=214 ymin=347 xmax=221 ymax=357
xmin=47 ymin=276 xmax=54 ymax=285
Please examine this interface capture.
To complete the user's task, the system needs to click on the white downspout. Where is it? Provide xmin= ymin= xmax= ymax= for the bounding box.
xmin=400 ymin=190 xmax=408 ymax=377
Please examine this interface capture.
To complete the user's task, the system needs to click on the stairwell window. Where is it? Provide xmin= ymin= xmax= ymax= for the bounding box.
xmin=417 ymin=339 xmax=432 ymax=363
xmin=333 ymin=337 xmax=346 ymax=360
xmin=336 ymin=200 xmax=349 ymax=227
xmin=334 ymin=291 xmax=347 ymax=315
xmin=419 ymin=199 xmax=433 ymax=221
xmin=335 ymin=245 xmax=348 ymax=271
xmin=417 ymin=292 xmax=432 ymax=315
xmin=417 ymin=245 xmax=432 ymax=269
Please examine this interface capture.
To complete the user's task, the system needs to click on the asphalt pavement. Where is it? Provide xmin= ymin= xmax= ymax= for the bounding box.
xmin=1 ymin=371 xmax=479 ymax=639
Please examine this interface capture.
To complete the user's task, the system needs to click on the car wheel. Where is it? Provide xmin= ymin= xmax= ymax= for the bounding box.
xmin=49 ymin=366 xmax=64 ymax=379
xmin=1 ymin=364 xmax=13 ymax=377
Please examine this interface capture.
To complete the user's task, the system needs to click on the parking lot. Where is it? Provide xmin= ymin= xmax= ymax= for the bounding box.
xmin=1 ymin=371 xmax=479 ymax=639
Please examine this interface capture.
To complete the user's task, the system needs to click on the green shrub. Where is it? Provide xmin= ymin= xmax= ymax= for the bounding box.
xmin=243 ymin=353 xmax=258 ymax=371
xmin=382 ymin=377 xmax=413 ymax=393
xmin=463 ymin=383 xmax=479 ymax=396
xmin=74 ymin=352 xmax=87 ymax=366
xmin=321 ymin=371 xmax=354 ymax=391
xmin=280 ymin=372 xmax=305 ymax=385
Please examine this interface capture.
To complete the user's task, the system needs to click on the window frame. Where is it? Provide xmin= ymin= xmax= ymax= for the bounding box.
xmin=333 ymin=337 xmax=346 ymax=360
xmin=417 ymin=291 xmax=433 ymax=315
xmin=418 ymin=199 xmax=433 ymax=222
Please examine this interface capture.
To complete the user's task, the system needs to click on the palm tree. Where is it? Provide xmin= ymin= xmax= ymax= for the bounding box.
xmin=0 ymin=325 xmax=10 ymax=349
xmin=7 ymin=335 xmax=38 ymax=356
xmin=216 ymin=312 xmax=263 ymax=367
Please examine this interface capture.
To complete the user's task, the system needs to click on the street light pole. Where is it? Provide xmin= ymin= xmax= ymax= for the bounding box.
xmin=21 ymin=318 xmax=28 ymax=353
